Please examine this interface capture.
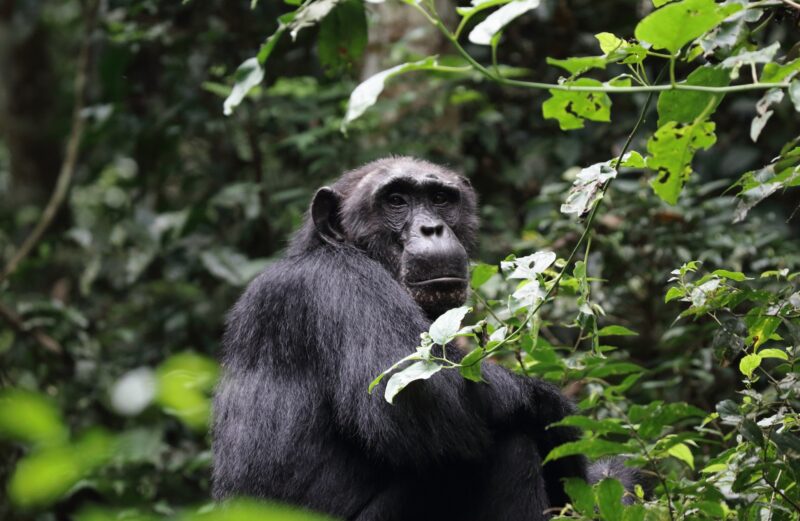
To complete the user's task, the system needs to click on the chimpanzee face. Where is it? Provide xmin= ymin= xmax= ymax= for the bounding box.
xmin=310 ymin=158 xmax=478 ymax=318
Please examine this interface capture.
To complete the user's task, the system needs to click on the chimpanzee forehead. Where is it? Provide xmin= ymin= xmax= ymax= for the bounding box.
xmin=362 ymin=164 xmax=461 ymax=193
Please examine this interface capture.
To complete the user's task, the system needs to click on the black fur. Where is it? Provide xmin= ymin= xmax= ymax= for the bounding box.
xmin=212 ymin=157 xmax=630 ymax=520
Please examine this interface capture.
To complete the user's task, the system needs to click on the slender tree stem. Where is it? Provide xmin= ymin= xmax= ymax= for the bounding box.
xmin=0 ymin=1 xmax=97 ymax=282
xmin=430 ymin=19 xmax=789 ymax=95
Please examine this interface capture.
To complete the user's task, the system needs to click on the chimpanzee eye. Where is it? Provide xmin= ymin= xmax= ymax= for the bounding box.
xmin=432 ymin=191 xmax=449 ymax=206
xmin=387 ymin=193 xmax=407 ymax=208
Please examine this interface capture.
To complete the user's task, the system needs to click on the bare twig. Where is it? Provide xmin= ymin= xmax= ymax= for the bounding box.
xmin=0 ymin=0 xmax=98 ymax=354
xmin=782 ymin=0 xmax=800 ymax=10
xmin=0 ymin=302 xmax=62 ymax=355
xmin=0 ymin=0 xmax=97 ymax=283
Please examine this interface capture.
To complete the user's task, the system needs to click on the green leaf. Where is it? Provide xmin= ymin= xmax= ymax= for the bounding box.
xmin=667 ymin=442 xmax=694 ymax=469
xmin=384 ymin=360 xmax=442 ymax=404
xmin=619 ymin=151 xmax=645 ymax=168
xmin=757 ymin=348 xmax=788 ymax=360
xmin=746 ymin=314 xmax=781 ymax=349
xmin=761 ymin=57 xmax=800 ymax=83
xmin=468 ymin=0 xmax=541 ymax=45
xmin=341 ymin=57 xmax=437 ymax=130
xmin=459 ymin=347 xmax=485 ymax=382
xmin=564 ymin=478 xmax=594 ymax=515
xmin=550 ymin=416 xmax=629 ymax=436
xmin=738 ymin=353 xmax=761 ymax=378
xmin=0 ymin=390 xmax=68 ymax=446
xmin=223 ymin=58 xmax=265 ymax=116
xmin=471 ymin=263 xmax=498 ymax=289
xmin=9 ymin=430 xmax=113 ymax=508
xmin=544 ymin=439 xmax=630 ymax=463
xmin=429 ymin=306 xmax=472 ymax=345
xmin=647 ymin=120 xmax=717 ymax=205
xmin=597 ymin=325 xmax=638 ymax=337
xmin=595 ymin=32 xmax=626 ymax=54
xmin=542 ymin=79 xmax=611 ymax=130
xmin=740 ymin=419 xmax=763 ymax=445
xmin=657 ymin=66 xmax=729 ymax=126
xmin=711 ymin=269 xmax=748 ymax=281
xmin=257 ymin=27 xmax=285 ymax=64
xmin=596 ymin=479 xmax=624 ymax=521
xmin=635 ymin=0 xmax=734 ymax=54
xmin=665 ymin=286 xmax=684 ymax=303
xmin=546 ymin=56 xmax=607 ymax=76
xmin=156 ymin=352 xmax=219 ymax=430
xmin=317 ymin=0 xmax=367 ymax=76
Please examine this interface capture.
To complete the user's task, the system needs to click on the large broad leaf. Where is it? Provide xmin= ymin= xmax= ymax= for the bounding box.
xmin=429 ymin=306 xmax=472 ymax=345
xmin=657 ymin=66 xmax=729 ymax=126
xmin=317 ymin=0 xmax=367 ymax=76
xmin=646 ymin=120 xmax=717 ymax=204
xmin=223 ymin=58 xmax=265 ymax=116
xmin=384 ymin=361 xmax=442 ymax=404
xmin=542 ymin=79 xmax=611 ymax=130
xmin=596 ymin=479 xmax=625 ymax=521
xmin=468 ymin=0 xmax=541 ymax=45
xmin=341 ymin=57 xmax=437 ymax=130
xmin=634 ymin=0 xmax=735 ymax=54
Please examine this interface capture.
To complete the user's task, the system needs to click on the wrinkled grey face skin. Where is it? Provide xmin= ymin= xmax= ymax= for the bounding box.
xmin=335 ymin=158 xmax=480 ymax=319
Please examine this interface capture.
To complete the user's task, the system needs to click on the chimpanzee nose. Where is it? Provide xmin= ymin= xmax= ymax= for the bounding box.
xmin=420 ymin=223 xmax=444 ymax=237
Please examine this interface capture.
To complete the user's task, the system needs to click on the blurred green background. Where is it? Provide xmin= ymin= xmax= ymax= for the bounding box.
xmin=0 ymin=0 xmax=799 ymax=519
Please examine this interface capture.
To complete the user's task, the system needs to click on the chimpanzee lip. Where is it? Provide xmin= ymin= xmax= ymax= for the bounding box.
xmin=407 ymin=277 xmax=467 ymax=287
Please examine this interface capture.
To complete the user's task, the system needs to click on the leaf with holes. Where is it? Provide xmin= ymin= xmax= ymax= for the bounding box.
xmin=542 ymin=79 xmax=611 ymax=130
xmin=646 ymin=120 xmax=716 ymax=205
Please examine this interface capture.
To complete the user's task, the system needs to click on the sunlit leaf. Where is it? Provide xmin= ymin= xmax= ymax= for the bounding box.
xmin=429 ymin=306 xmax=472 ymax=345
xmin=223 ymin=58 xmax=264 ymax=116
xmin=738 ymin=353 xmax=761 ymax=378
xmin=0 ymin=390 xmax=68 ymax=446
xmin=471 ymin=263 xmax=498 ymax=289
xmin=597 ymin=325 xmax=638 ymax=337
xmin=9 ymin=430 xmax=113 ymax=508
xmin=561 ymin=161 xmax=617 ymax=218
xmin=542 ymin=79 xmax=611 ymax=130
xmin=468 ymin=0 xmax=541 ymax=45
xmin=667 ymin=442 xmax=694 ymax=469
xmin=384 ymin=361 xmax=442 ymax=404
xmin=341 ymin=57 xmax=437 ymax=130
xmin=646 ymin=120 xmax=716 ymax=205
xmin=156 ymin=352 xmax=219 ymax=430
xmin=546 ymin=56 xmax=607 ymax=76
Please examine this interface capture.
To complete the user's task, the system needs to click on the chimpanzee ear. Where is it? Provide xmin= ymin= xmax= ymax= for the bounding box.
xmin=311 ymin=187 xmax=345 ymax=245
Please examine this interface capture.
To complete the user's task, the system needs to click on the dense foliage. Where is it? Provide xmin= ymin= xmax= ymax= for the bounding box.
xmin=1 ymin=0 xmax=799 ymax=520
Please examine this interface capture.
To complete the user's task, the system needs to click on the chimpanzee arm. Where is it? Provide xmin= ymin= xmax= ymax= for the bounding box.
xmin=472 ymin=362 xmax=588 ymax=505
xmin=313 ymin=247 xmax=493 ymax=467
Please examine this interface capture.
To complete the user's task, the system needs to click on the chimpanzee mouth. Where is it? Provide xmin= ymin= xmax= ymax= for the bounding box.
xmin=407 ymin=277 xmax=467 ymax=288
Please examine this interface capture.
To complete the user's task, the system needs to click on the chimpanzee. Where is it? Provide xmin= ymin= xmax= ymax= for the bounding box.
xmin=212 ymin=157 xmax=634 ymax=520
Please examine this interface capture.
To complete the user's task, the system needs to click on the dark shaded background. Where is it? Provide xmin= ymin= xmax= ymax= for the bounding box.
xmin=1 ymin=1 xmax=798 ymax=518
